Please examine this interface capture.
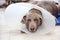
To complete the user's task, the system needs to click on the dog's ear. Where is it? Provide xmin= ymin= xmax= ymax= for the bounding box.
xmin=39 ymin=18 xmax=42 ymax=25
xmin=29 ymin=8 xmax=42 ymax=15
xmin=37 ymin=14 xmax=43 ymax=26
xmin=21 ymin=15 xmax=26 ymax=24
xmin=38 ymin=18 xmax=42 ymax=26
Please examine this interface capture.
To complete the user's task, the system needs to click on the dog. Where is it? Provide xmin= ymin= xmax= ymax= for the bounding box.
xmin=21 ymin=8 xmax=42 ymax=32
xmin=21 ymin=1 xmax=58 ymax=33
xmin=32 ymin=1 xmax=58 ymax=17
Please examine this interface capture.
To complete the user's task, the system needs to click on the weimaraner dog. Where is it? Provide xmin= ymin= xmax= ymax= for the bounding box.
xmin=21 ymin=1 xmax=59 ymax=33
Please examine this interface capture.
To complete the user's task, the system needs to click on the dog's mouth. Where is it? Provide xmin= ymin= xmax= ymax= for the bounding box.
xmin=28 ymin=29 xmax=37 ymax=33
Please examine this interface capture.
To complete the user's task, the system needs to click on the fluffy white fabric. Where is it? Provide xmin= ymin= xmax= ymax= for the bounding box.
xmin=4 ymin=3 xmax=56 ymax=35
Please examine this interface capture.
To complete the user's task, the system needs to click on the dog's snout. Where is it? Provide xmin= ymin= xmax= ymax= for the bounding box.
xmin=29 ymin=25 xmax=36 ymax=32
xmin=30 ymin=27 xmax=35 ymax=31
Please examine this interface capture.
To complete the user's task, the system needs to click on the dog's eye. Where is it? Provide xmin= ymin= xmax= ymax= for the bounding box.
xmin=34 ymin=19 xmax=38 ymax=21
xmin=39 ymin=18 xmax=42 ymax=21
xmin=27 ymin=19 xmax=31 ymax=22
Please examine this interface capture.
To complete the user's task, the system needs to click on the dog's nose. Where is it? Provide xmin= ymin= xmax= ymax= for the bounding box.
xmin=30 ymin=28 xmax=34 ymax=31
xmin=30 ymin=27 xmax=35 ymax=32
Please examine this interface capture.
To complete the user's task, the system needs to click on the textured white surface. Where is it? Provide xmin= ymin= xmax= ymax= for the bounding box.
xmin=0 ymin=26 xmax=60 ymax=40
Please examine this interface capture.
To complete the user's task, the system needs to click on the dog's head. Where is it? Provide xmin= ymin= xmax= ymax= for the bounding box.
xmin=21 ymin=8 xmax=43 ymax=32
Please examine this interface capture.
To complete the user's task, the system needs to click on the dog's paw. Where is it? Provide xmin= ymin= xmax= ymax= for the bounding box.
xmin=20 ymin=30 xmax=26 ymax=34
